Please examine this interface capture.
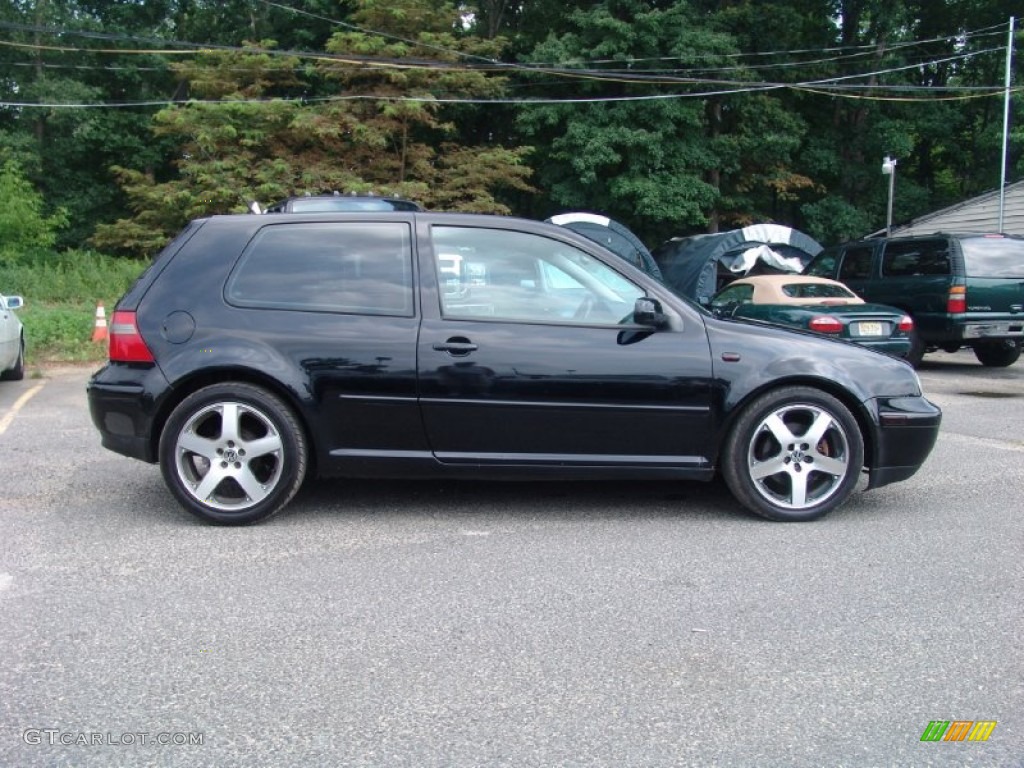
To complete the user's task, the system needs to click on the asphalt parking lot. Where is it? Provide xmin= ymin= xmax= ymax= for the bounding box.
xmin=1 ymin=353 xmax=1021 ymax=767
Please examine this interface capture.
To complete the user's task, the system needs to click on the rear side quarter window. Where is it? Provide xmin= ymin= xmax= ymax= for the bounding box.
xmin=881 ymin=240 xmax=950 ymax=277
xmin=226 ymin=222 xmax=414 ymax=316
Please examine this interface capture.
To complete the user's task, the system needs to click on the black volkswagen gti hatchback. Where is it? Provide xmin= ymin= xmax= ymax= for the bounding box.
xmin=88 ymin=212 xmax=941 ymax=525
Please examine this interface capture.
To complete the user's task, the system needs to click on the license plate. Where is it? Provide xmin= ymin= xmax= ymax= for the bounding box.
xmin=856 ymin=321 xmax=884 ymax=337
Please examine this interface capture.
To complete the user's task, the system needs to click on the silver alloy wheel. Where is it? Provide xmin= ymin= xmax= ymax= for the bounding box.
xmin=173 ymin=400 xmax=285 ymax=511
xmin=746 ymin=402 xmax=852 ymax=510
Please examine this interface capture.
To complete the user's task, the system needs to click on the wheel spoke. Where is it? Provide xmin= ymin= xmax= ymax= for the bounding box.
xmin=804 ymin=410 xmax=835 ymax=447
xmin=812 ymin=455 xmax=848 ymax=477
xmin=219 ymin=402 xmax=241 ymax=443
xmin=177 ymin=430 xmax=219 ymax=461
xmin=194 ymin=464 xmax=229 ymax=501
xmin=763 ymin=413 xmax=797 ymax=445
xmin=235 ymin=465 xmax=272 ymax=503
xmin=789 ymin=469 xmax=810 ymax=507
xmin=243 ymin=434 xmax=282 ymax=459
xmin=751 ymin=455 xmax=788 ymax=480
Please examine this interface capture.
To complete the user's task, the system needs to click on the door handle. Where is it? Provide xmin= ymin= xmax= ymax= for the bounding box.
xmin=433 ymin=338 xmax=478 ymax=355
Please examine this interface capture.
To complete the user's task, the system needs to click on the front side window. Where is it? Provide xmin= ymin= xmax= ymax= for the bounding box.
xmin=432 ymin=226 xmax=645 ymax=325
xmin=804 ymin=249 xmax=838 ymax=277
xmin=838 ymin=246 xmax=875 ymax=280
xmin=882 ymin=240 xmax=950 ymax=277
xmin=226 ymin=222 xmax=414 ymax=316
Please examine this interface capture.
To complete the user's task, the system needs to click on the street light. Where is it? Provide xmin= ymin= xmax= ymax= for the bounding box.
xmin=881 ymin=156 xmax=897 ymax=236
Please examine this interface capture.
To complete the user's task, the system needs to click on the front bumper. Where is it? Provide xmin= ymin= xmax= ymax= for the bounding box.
xmin=866 ymin=395 xmax=942 ymax=489
xmin=87 ymin=363 xmax=172 ymax=463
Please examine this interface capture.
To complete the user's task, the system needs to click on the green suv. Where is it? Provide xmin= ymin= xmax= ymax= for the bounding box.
xmin=805 ymin=234 xmax=1024 ymax=367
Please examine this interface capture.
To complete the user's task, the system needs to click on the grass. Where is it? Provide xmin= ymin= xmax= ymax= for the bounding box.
xmin=1 ymin=248 xmax=147 ymax=365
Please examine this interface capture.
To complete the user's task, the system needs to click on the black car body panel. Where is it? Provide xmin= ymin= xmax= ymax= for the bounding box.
xmin=88 ymin=212 xmax=941 ymax=523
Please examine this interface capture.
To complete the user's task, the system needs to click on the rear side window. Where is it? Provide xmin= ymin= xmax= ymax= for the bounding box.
xmin=838 ymin=246 xmax=875 ymax=280
xmin=882 ymin=240 xmax=950 ymax=277
xmin=782 ymin=282 xmax=856 ymax=299
xmin=960 ymin=237 xmax=1024 ymax=278
xmin=226 ymin=222 xmax=414 ymax=316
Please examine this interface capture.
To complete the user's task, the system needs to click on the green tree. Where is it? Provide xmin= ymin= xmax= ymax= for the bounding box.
xmin=0 ymin=160 xmax=67 ymax=256
xmin=516 ymin=0 xmax=810 ymax=244
xmin=94 ymin=0 xmax=535 ymax=254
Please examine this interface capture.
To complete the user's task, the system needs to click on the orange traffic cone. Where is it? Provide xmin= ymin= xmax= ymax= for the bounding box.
xmin=91 ymin=302 xmax=108 ymax=343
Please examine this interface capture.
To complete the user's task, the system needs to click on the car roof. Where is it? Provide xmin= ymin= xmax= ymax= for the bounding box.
xmin=728 ymin=274 xmax=863 ymax=305
xmin=265 ymin=194 xmax=422 ymax=213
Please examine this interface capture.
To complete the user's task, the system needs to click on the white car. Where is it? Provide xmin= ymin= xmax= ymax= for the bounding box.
xmin=1 ymin=293 xmax=25 ymax=381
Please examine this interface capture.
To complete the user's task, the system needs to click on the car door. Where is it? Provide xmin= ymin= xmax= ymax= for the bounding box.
xmin=416 ymin=221 xmax=715 ymax=468
xmin=836 ymin=244 xmax=877 ymax=297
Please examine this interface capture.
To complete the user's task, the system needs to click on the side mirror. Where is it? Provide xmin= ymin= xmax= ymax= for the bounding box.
xmin=248 ymin=201 xmax=264 ymax=215
xmin=5 ymin=296 xmax=24 ymax=310
xmin=633 ymin=297 xmax=668 ymax=328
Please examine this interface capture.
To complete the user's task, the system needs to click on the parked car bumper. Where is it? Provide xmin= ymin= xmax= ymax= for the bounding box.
xmin=865 ymin=395 xmax=942 ymax=489
xmin=87 ymin=363 xmax=171 ymax=463
xmin=857 ymin=338 xmax=912 ymax=358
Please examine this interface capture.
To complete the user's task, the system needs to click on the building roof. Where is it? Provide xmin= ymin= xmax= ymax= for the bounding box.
xmin=881 ymin=179 xmax=1024 ymax=237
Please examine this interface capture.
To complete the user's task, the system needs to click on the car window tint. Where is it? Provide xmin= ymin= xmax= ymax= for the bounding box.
xmin=711 ymin=284 xmax=754 ymax=307
xmin=838 ymin=246 xmax=874 ymax=279
xmin=804 ymin=249 xmax=838 ymax=277
xmin=226 ymin=222 xmax=414 ymax=315
xmin=782 ymin=283 xmax=856 ymax=299
xmin=288 ymin=198 xmax=419 ymax=212
xmin=432 ymin=226 xmax=645 ymax=325
xmin=882 ymin=240 xmax=950 ymax=277
xmin=960 ymin=237 xmax=1024 ymax=278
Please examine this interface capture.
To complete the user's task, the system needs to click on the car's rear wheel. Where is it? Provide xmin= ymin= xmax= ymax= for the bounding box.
xmin=905 ymin=329 xmax=925 ymax=368
xmin=721 ymin=387 xmax=864 ymax=522
xmin=159 ymin=383 xmax=307 ymax=525
xmin=972 ymin=339 xmax=1021 ymax=367
xmin=0 ymin=336 xmax=25 ymax=381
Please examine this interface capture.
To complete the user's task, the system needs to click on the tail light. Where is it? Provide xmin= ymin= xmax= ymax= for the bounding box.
xmin=109 ymin=310 xmax=155 ymax=363
xmin=898 ymin=315 xmax=914 ymax=332
xmin=808 ymin=315 xmax=843 ymax=334
xmin=947 ymin=286 xmax=966 ymax=314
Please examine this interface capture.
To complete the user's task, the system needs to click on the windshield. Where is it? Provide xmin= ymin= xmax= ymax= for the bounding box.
xmin=960 ymin=237 xmax=1024 ymax=278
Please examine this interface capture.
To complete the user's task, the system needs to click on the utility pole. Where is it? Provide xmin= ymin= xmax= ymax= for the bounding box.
xmin=998 ymin=17 xmax=1015 ymax=232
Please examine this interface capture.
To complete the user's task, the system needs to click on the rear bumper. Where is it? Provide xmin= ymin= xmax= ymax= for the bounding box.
xmin=959 ymin=320 xmax=1024 ymax=340
xmin=866 ymin=395 xmax=942 ymax=489
xmin=87 ymin=363 xmax=171 ymax=463
xmin=858 ymin=338 xmax=912 ymax=358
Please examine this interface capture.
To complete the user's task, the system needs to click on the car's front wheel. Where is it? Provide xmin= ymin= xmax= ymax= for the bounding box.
xmin=159 ymin=383 xmax=307 ymax=524
xmin=972 ymin=339 xmax=1021 ymax=367
xmin=721 ymin=387 xmax=864 ymax=522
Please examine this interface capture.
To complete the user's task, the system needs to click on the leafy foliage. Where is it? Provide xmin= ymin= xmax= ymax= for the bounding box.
xmin=0 ymin=0 xmax=1022 ymax=253
xmin=0 ymin=161 xmax=68 ymax=255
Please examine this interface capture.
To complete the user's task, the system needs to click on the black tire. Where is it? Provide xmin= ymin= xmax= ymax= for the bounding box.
xmin=905 ymin=329 xmax=925 ymax=368
xmin=158 ymin=383 xmax=307 ymax=525
xmin=721 ymin=386 xmax=865 ymax=522
xmin=972 ymin=339 xmax=1021 ymax=367
xmin=0 ymin=336 xmax=25 ymax=381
